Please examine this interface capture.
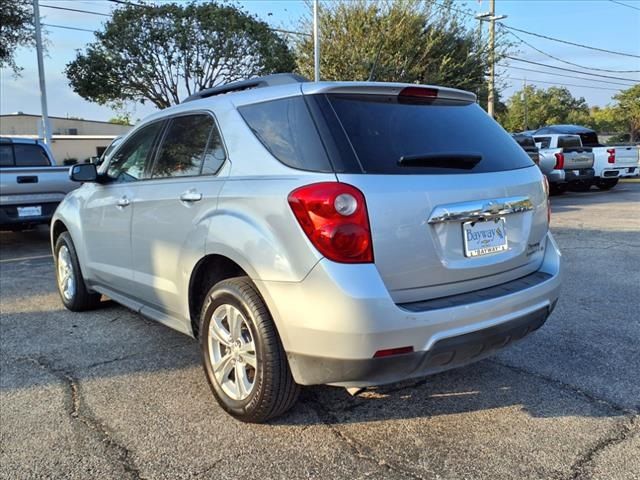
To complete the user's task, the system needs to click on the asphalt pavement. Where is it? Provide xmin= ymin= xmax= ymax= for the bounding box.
xmin=1 ymin=183 xmax=639 ymax=480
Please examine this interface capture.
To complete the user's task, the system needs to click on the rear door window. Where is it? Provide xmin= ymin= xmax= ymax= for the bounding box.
xmin=325 ymin=95 xmax=533 ymax=174
xmin=0 ymin=144 xmax=13 ymax=167
xmin=4 ymin=144 xmax=51 ymax=167
xmin=238 ymin=97 xmax=333 ymax=172
xmin=151 ymin=114 xmax=220 ymax=178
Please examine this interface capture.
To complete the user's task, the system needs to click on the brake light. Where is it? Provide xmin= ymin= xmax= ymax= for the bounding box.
xmin=607 ymin=148 xmax=615 ymax=164
xmin=288 ymin=182 xmax=373 ymax=263
xmin=554 ymin=152 xmax=564 ymax=170
xmin=399 ymin=86 xmax=438 ymax=102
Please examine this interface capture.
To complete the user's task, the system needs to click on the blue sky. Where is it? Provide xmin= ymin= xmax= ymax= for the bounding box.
xmin=1 ymin=0 xmax=638 ymax=122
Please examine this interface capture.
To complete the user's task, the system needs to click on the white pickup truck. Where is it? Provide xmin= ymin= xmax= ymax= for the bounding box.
xmin=0 ymin=137 xmax=79 ymax=230
xmin=534 ymin=125 xmax=638 ymax=190
xmin=531 ymin=133 xmax=595 ymax=193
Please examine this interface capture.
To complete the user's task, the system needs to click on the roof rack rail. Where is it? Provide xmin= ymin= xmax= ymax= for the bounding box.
xmin=182 ymin=73 xmax=309 ymax=103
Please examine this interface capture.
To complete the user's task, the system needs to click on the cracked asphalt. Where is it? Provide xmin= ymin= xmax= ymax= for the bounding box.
xmin=1 ymin=183 xmax=639 ymax=480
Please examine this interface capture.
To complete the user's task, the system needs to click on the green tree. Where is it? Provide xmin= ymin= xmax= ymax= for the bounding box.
xmin=295 ymin=0 xmax=507 ymax=98
xmin=588 ymin=106 xmax=622 ymax=134
xmin=65 ymin=2 xmax=295 ymax=109
xmin=108 ymin=115 xmax=132 ymax=126
xmin=498 ymin=85 xmax=590 ymax=132
xmin=613 ymin=85 xmax=640 ymax=142
xmin=0 ymin=0 xmax=34 ymax=73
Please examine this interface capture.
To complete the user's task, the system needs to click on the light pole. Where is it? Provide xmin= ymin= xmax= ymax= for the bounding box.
xmin=476 ymin=1 xmax=507 ymax=119
xmin=313 ymin=0 xmax=320 ymax=82
xmin=33 ymin=0 xmax=51 ymax=144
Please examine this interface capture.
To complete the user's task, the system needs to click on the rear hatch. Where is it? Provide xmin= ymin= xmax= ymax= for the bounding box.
xmin=556 ymin=136 xmax=594 ymax=169
xmin=303 ymin=85 xmax=549 ymax=303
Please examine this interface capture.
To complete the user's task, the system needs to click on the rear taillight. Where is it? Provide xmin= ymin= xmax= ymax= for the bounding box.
xmin=288 ymin=182 xmax=373 ymax=263
xmin=554 ymin=152 xmax=564 ymax=170
xmin=607 ymin=148 xmax=616 ymax=164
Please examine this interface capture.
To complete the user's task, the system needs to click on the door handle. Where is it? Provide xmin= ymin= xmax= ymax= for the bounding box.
xmin=116 ymin=196 xmax=130 ymax=208
xmin=180 ymin=190 xmax=203 ymax=203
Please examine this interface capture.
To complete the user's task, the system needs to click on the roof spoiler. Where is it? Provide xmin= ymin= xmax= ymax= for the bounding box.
xmin=182 ymin=73 xmax=309 ymax=103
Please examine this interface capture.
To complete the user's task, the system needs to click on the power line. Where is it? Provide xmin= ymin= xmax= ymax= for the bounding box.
xmin=502 ymin=26 xmax=640 ymax=73
xmin=507 ymin=76 xmax=625 ymax=92
xmin=500 ymin=65 xmax=638 ymax=87
xmin=609 ymin=0 xmax=640 ymax=11
xmin=500 ymin=25 xmax=640 ymax=59
xmin=430 ymin=1 xmax=640 ymax=59
xmin=506 ymin=56 xmax=640 ymax=82
xmin=40 ymin=4 xmax=110 ymax=17
xmin=41 ymin=23 xmax=96 ymax=33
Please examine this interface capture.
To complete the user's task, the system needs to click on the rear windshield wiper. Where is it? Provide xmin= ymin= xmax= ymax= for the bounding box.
xmin=397 ymin=153 xmax=482 ymax=170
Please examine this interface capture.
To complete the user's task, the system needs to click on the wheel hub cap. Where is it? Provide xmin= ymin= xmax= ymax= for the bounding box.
xmin=57 ymin=245 xmax=76 ymax=302
xmin=207 ymin=304 xmax=257 ymax=401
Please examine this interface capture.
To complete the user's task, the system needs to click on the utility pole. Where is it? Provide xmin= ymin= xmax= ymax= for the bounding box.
xmin=313 ymin=0 xmax=320 ymax=82
xmin=33 ymin=0 xmax=51 ymax=144
xmin=523 ymin=78 xmax=528 ymax=130
xmin=488 ymin=0 xmax=496 ymax=118
xmin=477 ymin=1 xmax=506 ymax=119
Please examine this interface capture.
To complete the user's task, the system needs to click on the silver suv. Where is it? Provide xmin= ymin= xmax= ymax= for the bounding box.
xmin=52 ymin=74 xmax=562 ymax=423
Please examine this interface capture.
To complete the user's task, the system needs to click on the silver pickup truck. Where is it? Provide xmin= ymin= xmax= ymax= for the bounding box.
xmin=532 ymin=134 xmax=595 ymax=193
xmin=0 ymin=137 xmax=78 ymax=230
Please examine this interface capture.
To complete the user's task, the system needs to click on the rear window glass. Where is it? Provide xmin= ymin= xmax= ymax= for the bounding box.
xmin=0 ymin=145 xmax=13 ymax=167
xmin=2 ymin=144 xmax=51 ymax=167
xmin=238 ymin=96 xmax=333 ymax=172
xmin=577 ymin=132 xmax=601 ymax=147
xmin=513 ymin=135 xmax=535 ymax=148
xmin=326 ymin=95 xmax=533 ymax=174
xmin=557 ymin=136 xmax=582 ymax=149
xmin=534 ymin=137 xmax=551 ymax=149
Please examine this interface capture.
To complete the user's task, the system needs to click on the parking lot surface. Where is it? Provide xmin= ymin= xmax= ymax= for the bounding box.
xmin=1 ymin=184 xmax=639 ymax=480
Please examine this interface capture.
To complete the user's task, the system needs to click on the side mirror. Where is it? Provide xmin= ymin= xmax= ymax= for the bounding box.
xmin=70 ymin=163 xmax=98 ymax=182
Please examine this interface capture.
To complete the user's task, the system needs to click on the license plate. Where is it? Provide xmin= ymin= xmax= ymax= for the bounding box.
xmin=17 ymin=206 xmax=42 ymax=217
xmin=573 ymin=170 xmax=580 ymax=175
xmin=463 ymin=218 xmax=508 ymax=257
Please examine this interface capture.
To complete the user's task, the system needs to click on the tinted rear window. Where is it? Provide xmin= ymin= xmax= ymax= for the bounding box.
xmin=513 ymin=135 xmax=535 ymax=148
xmin=0 ymin=145 xmax=12 ymax=167
xmin=238 ymin=96 xmax=333 ymax=172
xmin=0 ymin=143 xmax=50 ymax=167
xmin=326 ymin=95 xmax=533 ymax=174
xmin=577 ymin=132 xmax=601 ymax=147
xmin=557 ymin=136 xmax=582 ymax=149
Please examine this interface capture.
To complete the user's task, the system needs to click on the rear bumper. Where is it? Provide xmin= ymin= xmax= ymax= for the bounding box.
xmin=545 ymin=169 xmax=565 ymax=184
xmin=564 ymin=168 xmax=595 ymax=183
xmin=0 ymin=202 xmax=59 ymax=229
xmin=256 ymin=232 xmax=562 ymax=387
xmin=597 ymin=166 xmax=639 ymax=178
xmin=288 ymin=305 xmax=551 ymax=387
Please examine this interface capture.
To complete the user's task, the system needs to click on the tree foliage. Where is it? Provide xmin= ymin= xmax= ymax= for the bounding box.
xmin=498 ymin=85 xmax=590 ymax=132
xmin=0 ymin=0 xmax=34 ymax=73
xmin=613 ymin=84 xmax=640 ymax=142
xmin=65 ymin=2 xmax=295 ymax=109
xmin=295 ymin=0 xmax=506 ymax=98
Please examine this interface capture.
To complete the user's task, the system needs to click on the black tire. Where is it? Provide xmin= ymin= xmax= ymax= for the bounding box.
xmin=199 ymin=276 xmax=300 ymax=423
xmin=569 ymin=182 xmax=591 ymax=192
xmin=597 ymin=178 xmax=619 ymax=190
xmin=549 ymin=183 xmax=566 ymax=196
xmin=54 ymin=232 xmax=102 ymax=311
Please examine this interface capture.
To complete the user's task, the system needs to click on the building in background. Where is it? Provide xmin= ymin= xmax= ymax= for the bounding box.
xmin=0 ymin=112 xmax=132 ymax=164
